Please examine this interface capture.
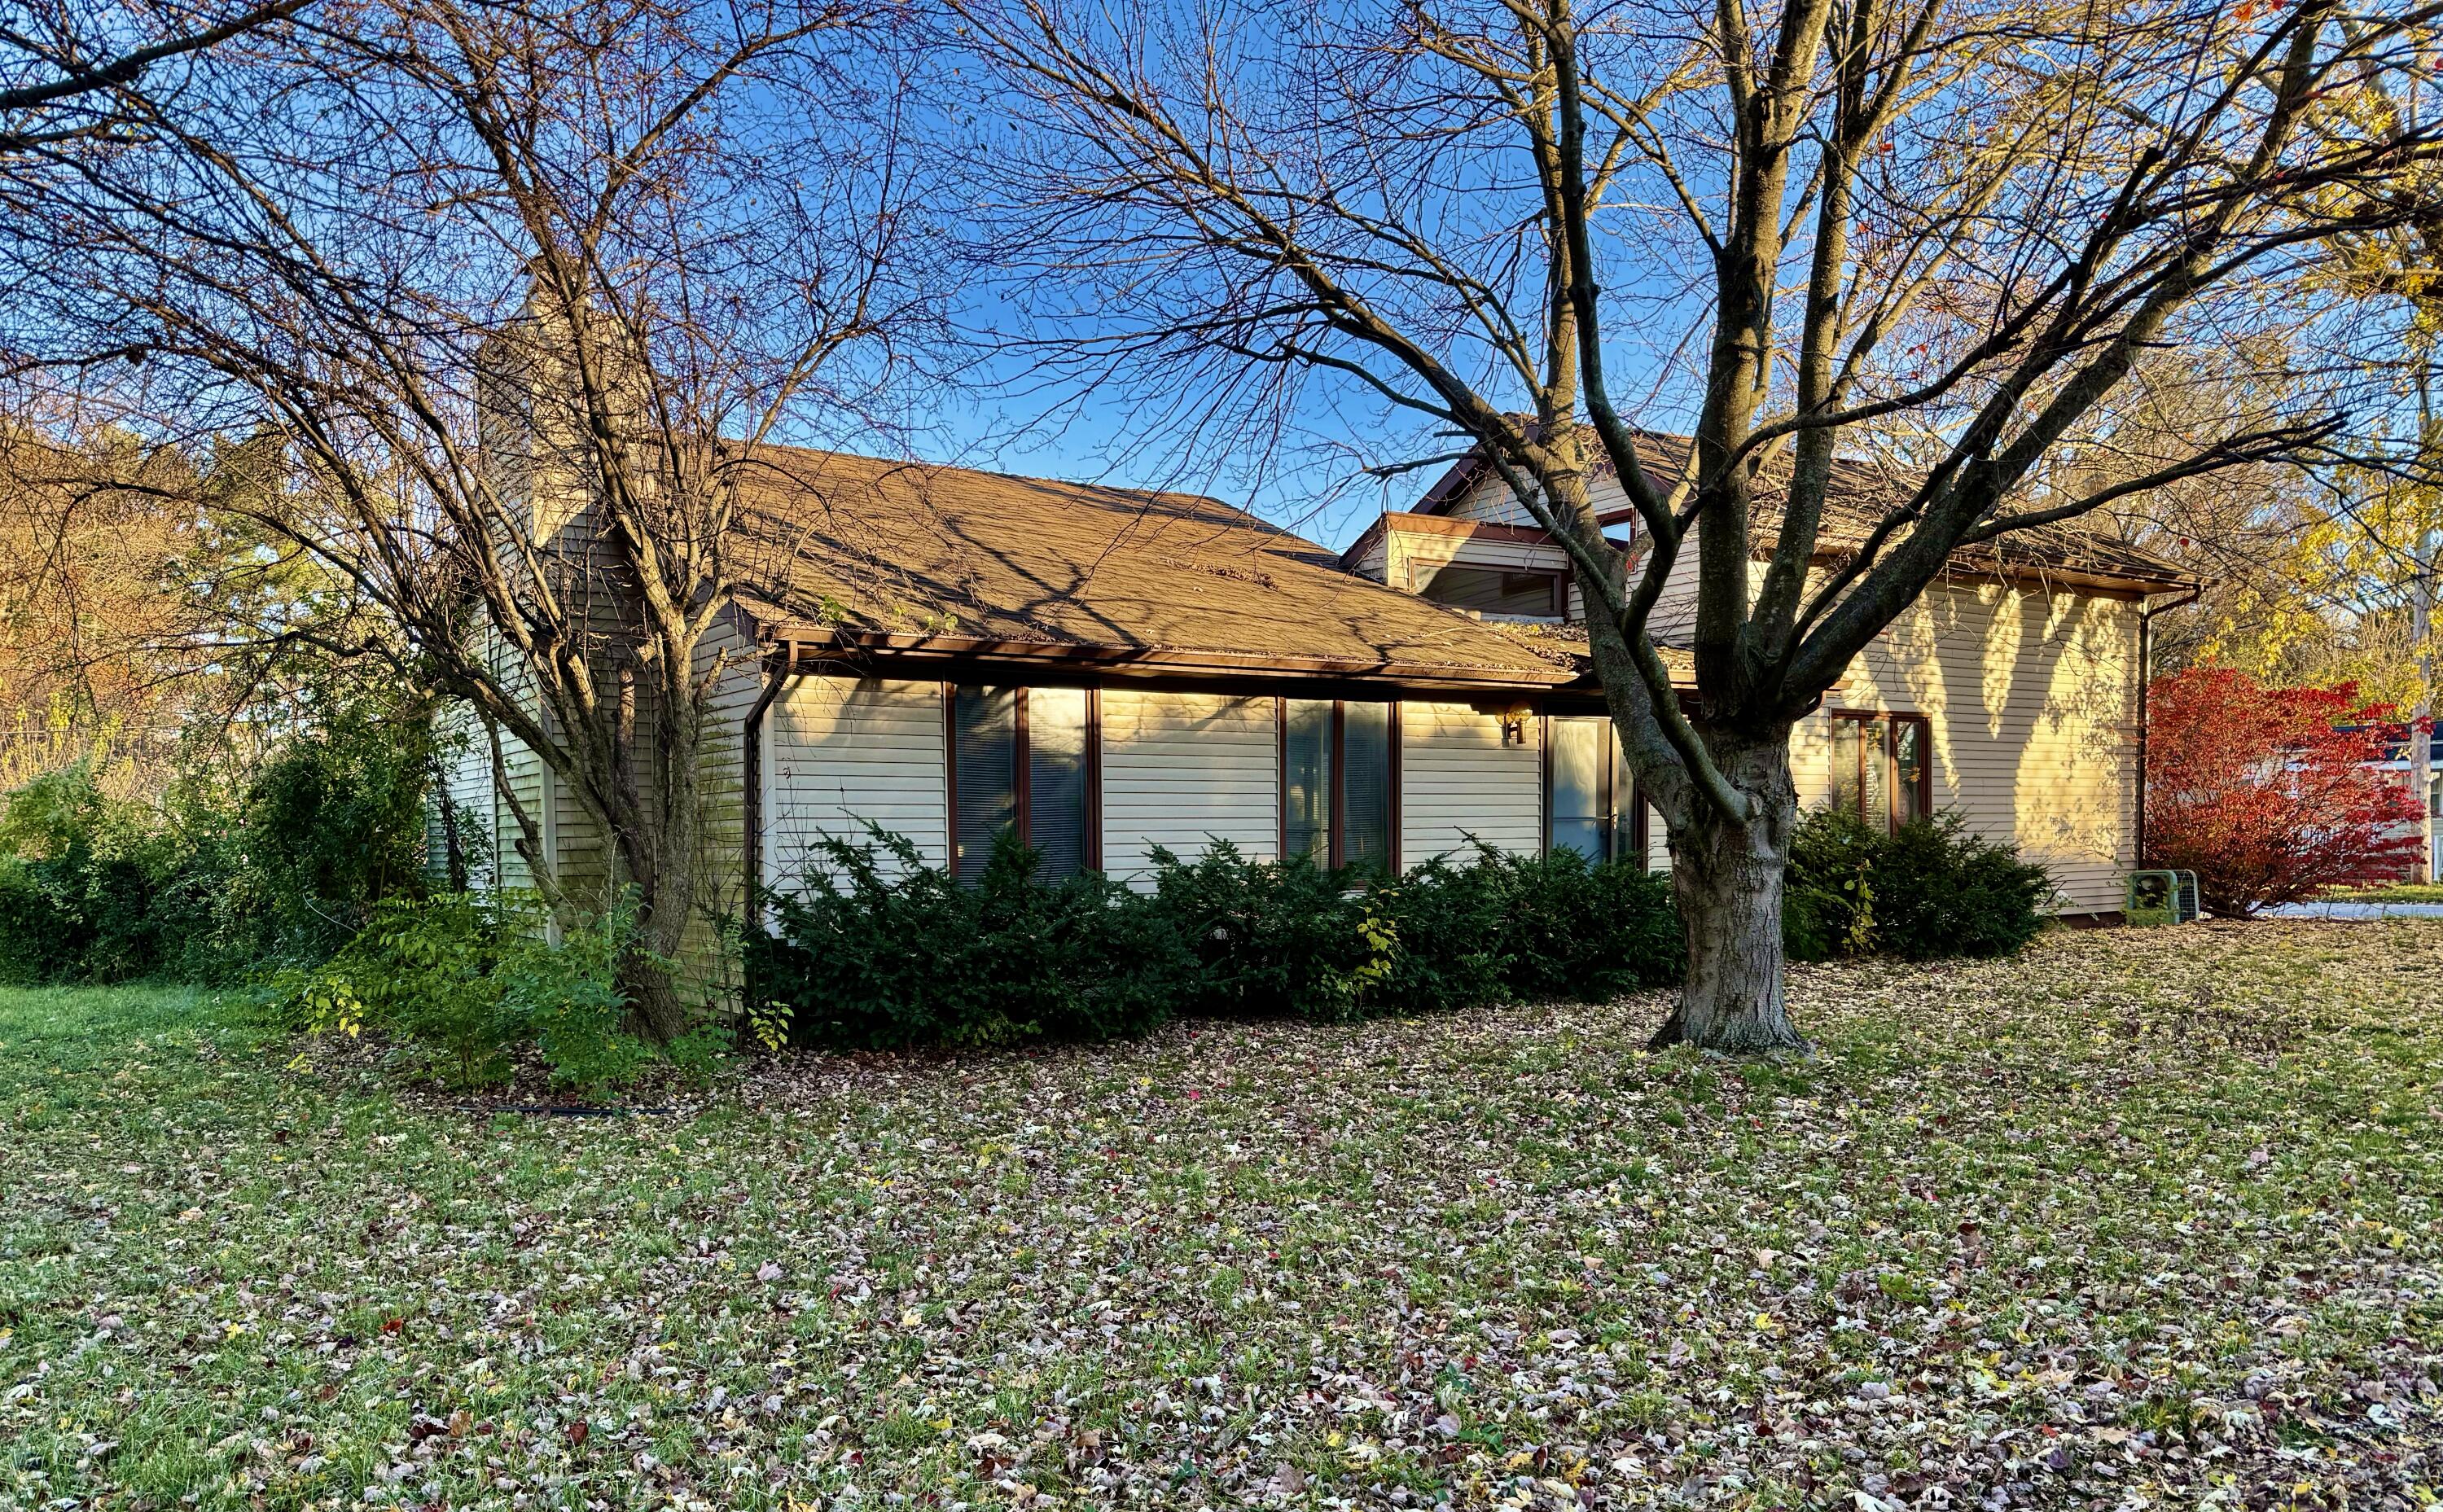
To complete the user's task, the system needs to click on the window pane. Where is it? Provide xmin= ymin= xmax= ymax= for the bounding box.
xmin=1611 ymin=738 xmax=1637 ymax=865
xmin=1027 ymin=687 xmax=1091 ymax=881
xmin=1283 ymin=699 xmax=1332 ymax=863
xmin=1548 ymin=717 xmax=1603 ymax=859
xmin=1341 ymin=701 xmax=1393 ymax=871
xmin=1415 ymin=563 xmax=1559 ymax=617
xmin=1861 ymin=717 xmax=1890 ymax=832
xmin=1893 ymin=718 xmax=1926 ymax=827
xmin=952 ymin=686 xmax=1017 ymax=883
xmin=1830 ymin=717 xmax=1862 ymax=819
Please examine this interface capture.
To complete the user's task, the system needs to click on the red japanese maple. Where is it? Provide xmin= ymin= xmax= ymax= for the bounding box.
xmin=2144 ymin=668 xmax=2424 ymax=916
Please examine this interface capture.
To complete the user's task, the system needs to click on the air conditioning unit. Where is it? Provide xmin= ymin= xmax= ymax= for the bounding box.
xmin=2125 ymin=869 xmax=2200 ymax=926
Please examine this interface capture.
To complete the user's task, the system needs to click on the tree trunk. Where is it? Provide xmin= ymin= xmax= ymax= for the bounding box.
xmin=607 ymin=809 xmax=700 ymax=1045
xmin=1648 ymin=730 xmax=1808 ymax=1054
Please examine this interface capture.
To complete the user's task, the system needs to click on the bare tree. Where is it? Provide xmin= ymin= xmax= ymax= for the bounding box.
xmin=7 ymin=0 xmax=943 ymax=1037
xmin=2 ymin=0 xmax=315 ymax=158
xmin=950 ymin=0 xmax=2443 ymax=1050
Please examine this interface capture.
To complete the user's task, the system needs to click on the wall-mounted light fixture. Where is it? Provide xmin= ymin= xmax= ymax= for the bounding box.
xmin=1472 ymin=699 xmax=1536 ymax=747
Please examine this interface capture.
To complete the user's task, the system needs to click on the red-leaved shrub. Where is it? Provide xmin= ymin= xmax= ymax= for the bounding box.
xmin=2144 ymin=668 xmax=2423 ymax=916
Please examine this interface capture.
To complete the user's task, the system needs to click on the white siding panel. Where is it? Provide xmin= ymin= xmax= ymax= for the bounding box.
xmin=1101 ymin=690 xmax=1279 ymax=881
xmin=427 ymin=699 xmax=498 ymax=891
xmin=765 ymin=675 xmax=947 ymax=892
xmin=1399 ymin=700 xmax=1544 ymax=861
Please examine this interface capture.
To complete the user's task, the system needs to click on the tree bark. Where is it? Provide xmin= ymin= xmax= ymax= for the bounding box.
xmin=624 ymin=905 xmax=695 ymax=1043
xmin=1648 ymin=730 xmax=1808 ymax=1054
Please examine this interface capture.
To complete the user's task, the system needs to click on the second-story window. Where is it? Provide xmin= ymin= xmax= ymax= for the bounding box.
xmin=1413 ymin=562 xmax=1564 ymax=618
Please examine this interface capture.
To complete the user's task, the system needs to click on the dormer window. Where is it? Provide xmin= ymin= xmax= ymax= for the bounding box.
xmin=1413 ymin=562 xmax=1564 ymax=618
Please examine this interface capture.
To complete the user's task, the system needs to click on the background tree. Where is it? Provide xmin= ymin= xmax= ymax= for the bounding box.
xmin=954 ymin=0 xmax=2443 ymax=1049
xmin=3 ymin=0 xmax=944 ymax=1038
xmin=2144 ymin=667 xmax=2423 ymax=916
xmin=0 ymin=422 xmax=325 ymax=791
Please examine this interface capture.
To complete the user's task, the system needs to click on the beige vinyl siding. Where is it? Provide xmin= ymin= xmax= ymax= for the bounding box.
xmin=1440 ymin=471 xmax=1735 ymax=636
xmin=1399 ymin=700 xmax=1544 ymax=861
xmin=1100 ymin=690 xmax=1278 ymax=881
xmin=688 ymin=610 xmax=762 ymax=921
xmin=1447 ymin=472 xmax=2138 ymax=909
xmin=765 ymin=675 xmax=947 ymax=892
xmin=1803 ymin=580 xmax=2138 ymax=912
xmin=1390 ymin=531 xmax=1568 ymax=583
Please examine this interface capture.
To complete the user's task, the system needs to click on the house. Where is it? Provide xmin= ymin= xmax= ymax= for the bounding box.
xmin=432 ymin=438 xmax=2195 ymax=940
xmin=2362 ymin=724 xmax=2440 ymax=883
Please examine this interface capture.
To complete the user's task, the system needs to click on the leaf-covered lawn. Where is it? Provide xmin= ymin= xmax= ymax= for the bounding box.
xmin=4 ymin=924 xmax=2441 ymax=1511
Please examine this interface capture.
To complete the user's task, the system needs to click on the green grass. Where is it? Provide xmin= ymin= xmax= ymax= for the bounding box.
xmin=2318 ymin=881 xmax=2443 ymax=904
xmin=3 ymin=925 xmax=2441 ymax=1510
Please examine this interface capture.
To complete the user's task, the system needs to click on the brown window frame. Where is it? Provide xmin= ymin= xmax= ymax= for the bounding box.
xmin=1828 ymin=710 xmax=1932 ymax=832
xmin=945 ymin=684 xmax=1103 ymax=878
xmin=1539 ymin=713 xmax=1647 ymax=866
xmin=1277 ymin=697 xmax=1401 ymax=871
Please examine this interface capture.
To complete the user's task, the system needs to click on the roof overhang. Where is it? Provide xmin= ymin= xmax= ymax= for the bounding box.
xmin=755 ymin=621 xmax=1595 ymax=698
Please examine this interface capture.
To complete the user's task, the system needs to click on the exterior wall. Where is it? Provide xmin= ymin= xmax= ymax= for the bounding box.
xmin=423 ymin=625 xmax=551 ymax=896
xmin=1445 ymin=471 xmax=2142 ymax=911
xmin=427 ymin=699 xmax=498 ymax=891
xmin=1399 ymin=699 xmax=1544 ymax=861
xmin=1440 ymin=472 xmax=1720 ymax=635
xmin=763 ymin=673 xmax=948 ymax=892
xmin=1388 ymin=530 xmax=1577 ymax=622
xmin=1100 ymin=690 xmax=1279 ymax=880
xmin=690 ymin=608 xmax=762 ymax=918
xmin=1793 ymin=580 xmax=2139 ymax=913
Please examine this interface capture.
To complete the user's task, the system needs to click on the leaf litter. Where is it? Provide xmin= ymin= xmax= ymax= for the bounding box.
xmin=1 ymin=921 xmax=2438 ymax=1509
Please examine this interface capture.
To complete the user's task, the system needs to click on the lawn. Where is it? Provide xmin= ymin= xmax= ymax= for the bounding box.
xmin=2319 ymin=884 xmax=2443 ymax=905
xmin=2 ymin=924 xmax=2440 ymax=1511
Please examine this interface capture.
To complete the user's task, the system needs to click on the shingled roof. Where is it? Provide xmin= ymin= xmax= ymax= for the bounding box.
xmin=1414 ymin=429 xmax=2197 ymax=595
xmin=726 ymin=446 xmax=1583 ymax=687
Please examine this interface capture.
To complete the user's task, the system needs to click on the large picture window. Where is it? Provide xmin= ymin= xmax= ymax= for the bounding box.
xmin=1281 ymin=699 xmax=1397 ymax=870
xmin=1546 ymin=715 xmax=1644 ymax=863
xmin=949 ymin=685 xmax=1098 ymax=882
xmin=1829 ymin=712 xmax=1930 ymax=832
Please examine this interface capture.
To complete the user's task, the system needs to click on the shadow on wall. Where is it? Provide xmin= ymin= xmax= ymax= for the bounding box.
xmin=1828 ymin=579 xmax=2134 ymax=908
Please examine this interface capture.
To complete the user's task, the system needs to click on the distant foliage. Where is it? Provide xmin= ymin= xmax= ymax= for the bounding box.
xmin=217 ymin=703 xmax=440 ymax=962
xmin=2145 ymin=668 xmax=2424 ymax=916
xmin=0 ymin=765 xmax=186 ymax=983
xmin=1783 ymin=809 xmax=2053 ymax=962
xmin=0 ymin=699 xmax=441 ymax=985
xmin=746 ymin=831 xmax=1685 ymax=1051
xmin=274 ymin=890 xmax=660 ymax=1091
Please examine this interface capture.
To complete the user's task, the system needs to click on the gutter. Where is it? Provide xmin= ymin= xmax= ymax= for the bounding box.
xmin=761 ymin=623 xmax=1590 ymax=693
xmin=2134 ymin=582 xmax=2204 ymax=867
